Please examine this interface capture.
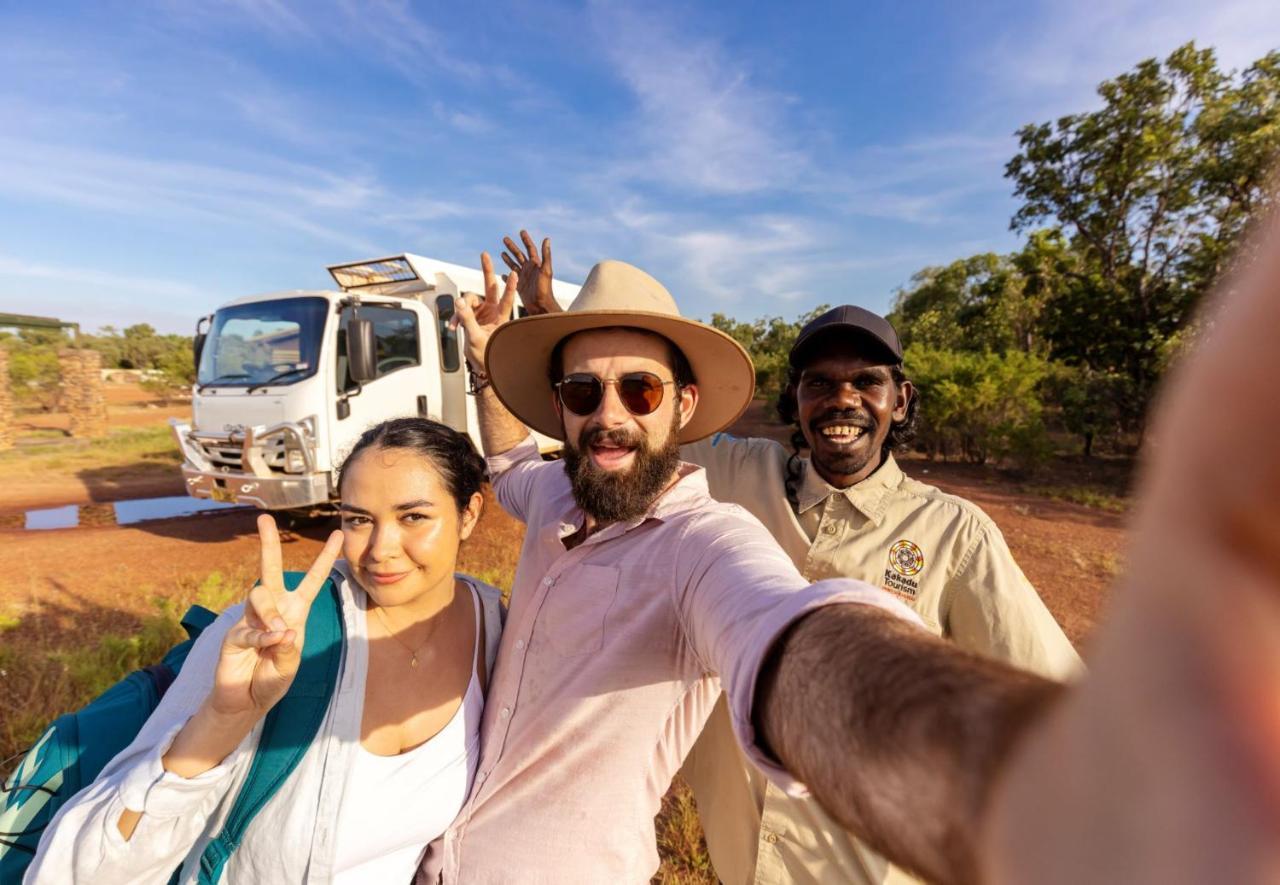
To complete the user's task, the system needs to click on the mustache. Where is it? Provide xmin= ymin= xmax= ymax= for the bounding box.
xmin=810 ymin=410 xmax=875 ymax=431
xmin=578 ymin=425 xmax=644 ymax=450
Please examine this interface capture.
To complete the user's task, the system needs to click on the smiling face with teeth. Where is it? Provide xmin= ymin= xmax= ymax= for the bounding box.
xmin=554 ymin=328 xmax=700 ymax=528
xmin=792 ymin=336 xmax=914 ymax=488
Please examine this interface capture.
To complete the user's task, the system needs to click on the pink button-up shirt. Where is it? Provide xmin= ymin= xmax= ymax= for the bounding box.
xmin=426 ymin=437 xmax=918 ymax=883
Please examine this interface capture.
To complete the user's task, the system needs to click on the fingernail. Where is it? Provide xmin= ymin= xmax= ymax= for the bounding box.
xmin=271 ymin=617 xmax=287 ymax=632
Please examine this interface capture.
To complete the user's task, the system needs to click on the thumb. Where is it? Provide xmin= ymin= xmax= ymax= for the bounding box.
xmin=453 ymin=293 xmax=482 ymax=334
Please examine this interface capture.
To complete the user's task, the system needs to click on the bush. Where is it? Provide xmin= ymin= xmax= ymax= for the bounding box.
xmin=1 ymin=330 xmax=67 ymax=411
xmin=907 ymin=346 xmax=1052 ymax=468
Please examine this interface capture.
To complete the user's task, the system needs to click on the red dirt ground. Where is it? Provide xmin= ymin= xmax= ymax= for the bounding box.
xmin=0 ymin=395 xmax=1126 ymax=649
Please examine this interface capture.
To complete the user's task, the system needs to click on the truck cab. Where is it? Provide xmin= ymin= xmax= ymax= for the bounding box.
xmin=171 ymin=253 xmax=578 ymax=511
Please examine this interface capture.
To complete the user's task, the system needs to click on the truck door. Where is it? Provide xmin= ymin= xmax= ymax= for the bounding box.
xmin=331 ymin=303 xmax=438 ymax=459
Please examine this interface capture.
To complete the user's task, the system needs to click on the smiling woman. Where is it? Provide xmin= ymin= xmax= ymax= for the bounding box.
xmin=24 ymin=417 xmax=506 ymax=884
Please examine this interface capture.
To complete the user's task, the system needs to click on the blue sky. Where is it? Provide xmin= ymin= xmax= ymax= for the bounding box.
xmin=1 ymin=0 xmax=1275 ymax=334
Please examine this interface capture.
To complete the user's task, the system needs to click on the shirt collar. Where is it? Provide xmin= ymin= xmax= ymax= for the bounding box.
xmin=553 ymin=461 xmax=709 ymax=544
xmin=795 ymin=453 xmax=904 ymax=525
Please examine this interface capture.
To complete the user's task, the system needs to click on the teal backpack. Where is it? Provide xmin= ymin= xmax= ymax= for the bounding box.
xmin=0 ymin=572 xmax=343 ymax=884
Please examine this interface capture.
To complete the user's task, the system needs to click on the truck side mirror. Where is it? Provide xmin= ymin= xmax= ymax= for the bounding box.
xmin=193 ymin=314 xmax=212 ymax=369
xmin=348 ymin=318 xmax=378 ymax=383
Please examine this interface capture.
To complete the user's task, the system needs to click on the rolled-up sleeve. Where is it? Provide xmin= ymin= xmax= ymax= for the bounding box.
xmin=672 ymin=509 xmax=922 ymax=796
xmin=485 ymin=435 xmax=546 ymax=525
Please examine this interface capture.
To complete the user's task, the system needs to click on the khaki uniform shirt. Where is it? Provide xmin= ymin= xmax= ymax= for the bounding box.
xmin=679 ymin=434 xmax=1081 ymax=885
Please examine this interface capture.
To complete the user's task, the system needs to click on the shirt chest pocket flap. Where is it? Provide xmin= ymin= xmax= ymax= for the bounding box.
xmin=540 ymin=563 xmax=620 ymax=656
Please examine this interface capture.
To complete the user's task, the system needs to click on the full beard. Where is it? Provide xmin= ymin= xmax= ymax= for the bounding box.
xmin=562 ymin=415 xmax=682 ymax=526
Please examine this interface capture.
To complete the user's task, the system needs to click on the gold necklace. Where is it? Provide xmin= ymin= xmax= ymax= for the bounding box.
xmin=372 ymin=604 xmax=440 ymax=668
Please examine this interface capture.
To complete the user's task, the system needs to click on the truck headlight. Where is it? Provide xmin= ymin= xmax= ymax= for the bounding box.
xmin=285 ymin=449 xmax=306 ymax=473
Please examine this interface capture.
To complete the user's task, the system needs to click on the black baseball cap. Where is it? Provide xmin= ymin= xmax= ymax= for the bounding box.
xmin=789 ymin=305 xmax=903 ymax=368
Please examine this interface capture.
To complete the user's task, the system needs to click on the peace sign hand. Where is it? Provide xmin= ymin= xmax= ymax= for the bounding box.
xmin=453 ymin=251 xmax=519 ymax=371
xmin=207 ymin=515 xmax=344 ymax=720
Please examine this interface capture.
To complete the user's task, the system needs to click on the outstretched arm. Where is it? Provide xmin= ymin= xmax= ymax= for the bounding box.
xmin=756 ymin=604 xmax=1062 ymax=885
xmin=982 ymin=199 xmax=1280 ymax=883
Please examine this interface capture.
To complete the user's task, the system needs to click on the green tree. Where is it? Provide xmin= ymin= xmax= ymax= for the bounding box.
xmin=708 ymin=305 xmax=828 ymax=398
xmin=1 ymin=329 xmax=70 ymax=411
xmin=1187 ymin=49 xmax=1280 ymax=286
xmin=889 ymin=252 xmax=1046 ymax=354
xmin=1006 ymin=43 xmax=1280 ymax=438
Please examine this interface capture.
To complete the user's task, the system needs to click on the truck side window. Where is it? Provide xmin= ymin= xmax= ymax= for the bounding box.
xmin=435 ymin=295 xmax=461 ymax=373
xmin=336 ymin=305 xmax=421 ymax=392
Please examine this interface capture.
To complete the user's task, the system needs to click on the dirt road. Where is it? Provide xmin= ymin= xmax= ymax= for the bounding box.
xmin=0 ymin=397 xmax=1124 ymax=648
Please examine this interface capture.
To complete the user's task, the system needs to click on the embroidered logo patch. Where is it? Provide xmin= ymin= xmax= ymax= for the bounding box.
xmin=888 ymin=539 xmax=924 ymax=577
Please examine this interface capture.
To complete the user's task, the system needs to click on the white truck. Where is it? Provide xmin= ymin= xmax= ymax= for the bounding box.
xmin=171 ymin=253 xmax=579 ymax=512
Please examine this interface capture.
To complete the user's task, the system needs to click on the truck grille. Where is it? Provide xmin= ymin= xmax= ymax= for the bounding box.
xmin=197 ymin=437 xmax=288 ymax=472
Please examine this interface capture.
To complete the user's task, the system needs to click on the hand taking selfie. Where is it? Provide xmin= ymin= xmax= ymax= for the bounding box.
xmin=983 ymin=207 xmax=1280 ymax=884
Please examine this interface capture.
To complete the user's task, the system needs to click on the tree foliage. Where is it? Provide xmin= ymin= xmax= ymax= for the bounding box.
xmin=1003 ymin=43 xmax=1280 ymax=437
xmin=906 ymin=346 xmax=1052 ymax=468
xmin=889 ymin=42 xmax=1278 ymax=460
xmin=2 ymin=324 xmax=195 ymax=409
xmin=709 ymin=305 xmax=829 ymax=398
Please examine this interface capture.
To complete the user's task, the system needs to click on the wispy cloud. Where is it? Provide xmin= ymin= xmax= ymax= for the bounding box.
xmin=0 ymin=136 xmax=385 ymax=252
xmin=986 ymin=0 xmax=1279 ymax=110
xmin=588 ymin=2 xmax=807 ymax=196
xmin=0 ymin=254 xmax=204 ymax=298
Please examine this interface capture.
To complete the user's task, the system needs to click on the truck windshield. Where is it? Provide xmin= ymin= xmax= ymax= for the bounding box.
xmin=197 ymin=297 xmax=327 ymax=388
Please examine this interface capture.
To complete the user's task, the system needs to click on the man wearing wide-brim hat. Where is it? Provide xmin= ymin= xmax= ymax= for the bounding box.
xmin=425 ymin=251 xmax=1066 ymax=884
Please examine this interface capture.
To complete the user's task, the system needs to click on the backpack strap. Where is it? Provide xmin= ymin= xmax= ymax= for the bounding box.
xmin=196 ymin=572 xmax=344 ymax=884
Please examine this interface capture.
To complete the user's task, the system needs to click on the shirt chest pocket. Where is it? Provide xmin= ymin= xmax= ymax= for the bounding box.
xmin=540 ymin=564 xmax=620 ymax=656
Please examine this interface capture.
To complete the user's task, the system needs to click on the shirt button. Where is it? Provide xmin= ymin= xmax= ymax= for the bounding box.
xmin=763 ymin=831 xmax=779 ymax=844
xmin=501 ymin=706 xmax=511 ymax=719
xmin=515 ymin=639 xmax=525 ymax=651
xmin=822 ymin=523 xmax=837 ymax=535
xmin=543 ymin=577 xmax=554 ymax=586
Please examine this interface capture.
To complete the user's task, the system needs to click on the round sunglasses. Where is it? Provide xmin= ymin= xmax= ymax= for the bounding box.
xmin=554 ymin=372 xmax=678 ymax=416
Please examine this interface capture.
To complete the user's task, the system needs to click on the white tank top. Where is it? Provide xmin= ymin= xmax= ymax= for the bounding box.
xmin=331 ymin=585 xmax=483 ymax=882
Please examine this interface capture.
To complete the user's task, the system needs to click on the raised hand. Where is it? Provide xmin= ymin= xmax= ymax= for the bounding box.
xmin=207 ymin=515 xmax=344 ymax=720
xmin=500 ymin=229 xmax=561 ymax=316
xmin=453 ymin=251 xmax=519 ymax=371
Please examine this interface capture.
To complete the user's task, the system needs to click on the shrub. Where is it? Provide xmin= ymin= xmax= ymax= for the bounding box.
xmin=907 ymin=346 xmax=1051 ymax=468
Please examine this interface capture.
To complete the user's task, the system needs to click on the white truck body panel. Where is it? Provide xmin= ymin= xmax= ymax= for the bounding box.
xmin=172 ymin=255 xmax=580 ymax=510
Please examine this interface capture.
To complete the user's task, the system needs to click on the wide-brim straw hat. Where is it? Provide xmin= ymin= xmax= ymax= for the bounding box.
xmin=484 ymin=259 xmax=755 ymax=443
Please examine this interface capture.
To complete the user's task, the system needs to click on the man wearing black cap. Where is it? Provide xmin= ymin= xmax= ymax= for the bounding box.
xmin=677 ymin=304 xmax=1079 ymax=885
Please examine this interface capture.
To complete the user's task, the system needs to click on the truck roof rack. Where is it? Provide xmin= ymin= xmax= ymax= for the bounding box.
xmin=327 ymin=253 xmax=583 ymax=306
xmin=327 ymin=256 xmax=425 ymax=296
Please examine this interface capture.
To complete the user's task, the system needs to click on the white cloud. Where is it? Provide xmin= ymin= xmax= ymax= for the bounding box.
xmin=0 ymin=136 xmax=385 ymax=252
xmin=588 ymin=2 xmax=807 ymax=195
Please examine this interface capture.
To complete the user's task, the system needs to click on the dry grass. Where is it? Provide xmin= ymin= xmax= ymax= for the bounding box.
xmin=653 ymin=777 xmax=716 ymax=883
xmin=0 ymin=425 xmax=180 ymax=481
xmin=0 ymin=567 xmax=249 ymax=767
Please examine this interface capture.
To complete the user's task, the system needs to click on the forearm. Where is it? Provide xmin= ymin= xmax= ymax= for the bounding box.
xmin=163 ymin=702 xmax=258 ymax=780
xmin=756 ymin=603 xmax=1065 ymax=885
xmin=115 ymin=703 xmax=257 ymax=839
xmin=474 ymin=378 xmax=533 ymax=457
